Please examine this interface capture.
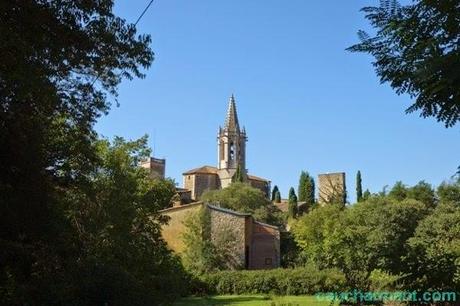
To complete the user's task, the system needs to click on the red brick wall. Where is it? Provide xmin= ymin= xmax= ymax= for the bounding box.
xmin=249 ymin=222 xmax=280 ymax=269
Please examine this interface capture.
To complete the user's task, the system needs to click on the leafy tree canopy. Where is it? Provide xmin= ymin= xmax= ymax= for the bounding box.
xmin=348 ymin=0 xmax=460 ymax=127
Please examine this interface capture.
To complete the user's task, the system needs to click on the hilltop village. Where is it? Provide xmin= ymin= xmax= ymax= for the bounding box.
xmin=140 ymin=95 xmax=347 ymax=270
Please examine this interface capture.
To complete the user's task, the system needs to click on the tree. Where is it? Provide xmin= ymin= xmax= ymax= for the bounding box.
xmin=288 ymin=187 xmax=298 ymax=218
xmin=298 ymin=171 xmax=308 ymax=202
xmin=363 ymin=189 xmax=372 ymax=201
xmin=348 ymin=0 xmax=460 ymax=128
xmin=407 ymin=180 xmax=436 ymax=207
xmin=232 ymin=164 xmax=245 ymax=183
xmin=271 ymin=185 xmax=280 ymax=201
xmin=1 ymin=1 xmax=154 ymax=304
xmin=182 ymin=206 xmax=239 ymax=275
xmin=406 ymin=202 xmax=460 ymax=291
xmin=293 ymin=196 xmax=429 ymax=288
xmin=201 ymin=182 xmax=270 ymax=213
xmin=356 ymin=170 xmax=363 ymax=202
xmin=388 ymin=181 xmax=408 ymax=201
xmin=437 ymin=179 xmax=460 ymax=205
xmin=305 ymin=176 xmax=315 ymax=207
xmin=200 ymin=183 xmax=283 ymax=225
xmin=274 ymin=191 xmax=281 ymax=203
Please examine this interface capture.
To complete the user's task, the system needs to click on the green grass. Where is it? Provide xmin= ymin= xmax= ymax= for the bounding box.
xmin=174 ymin=295 xmax=338 ymax=306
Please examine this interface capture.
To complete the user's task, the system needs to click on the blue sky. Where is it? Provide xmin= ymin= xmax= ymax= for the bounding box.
xmin=96 ymin=0 xmax=460 ymax=202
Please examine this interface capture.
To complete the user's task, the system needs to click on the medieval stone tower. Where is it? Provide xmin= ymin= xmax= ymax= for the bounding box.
xmin=217 ymin=94 xmax=247 ymax=188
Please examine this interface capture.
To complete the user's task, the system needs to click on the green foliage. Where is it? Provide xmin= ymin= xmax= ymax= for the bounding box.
xmin=407 ymin=180 xmax=436 ymax=207
xmin=356 ymin=170 xmax=363 ymax=202
xmin=232 ymin=164 xmax=245 ymax=183
xmin=202 ymin=183 xmax=269 ymax=213
xmin=280 ymin=232 xmax=302 ymax=268
xmin=437 ymin=179 xmax=460 ymax=204
xmin=305 ymin=176 xmax=315 ymax=208
xmin=292 ymin=204 xmax=345 ymax=270
xmin=406 ymin=201 xmax=460 ymax=291
xmin=389 ymin=180 xmax=436 ymax=207
xmin=368 ymin=269 xmax=403 ymax=291
xmin=362 ymin=189 xmax=371 ymax=201
xmin=288 ymin=187 xmax=298 ymax=219
xmin=348 ymin=0 xmax=460 ymax=127
xmin=293 ymin=194 xmax=429 ymax=289
xmin=201 ymin=183 xmax=284 ymax=226
xmin=271 ymin=185 xmax=279 ymax=201
xmin=297 ymin=172 xmax=315 ymax=214
xmin=70 ymin=136 xmax=188 ymax=303
xmin=199 ymin=266 xmax=347 ymax=295
xmin=0 ymin=1 xmax=175 ymax=304
xmin=388 ymin=181 xmax=408 ymax=201
xmin=297 ymin=171 xmax=308 ymax=202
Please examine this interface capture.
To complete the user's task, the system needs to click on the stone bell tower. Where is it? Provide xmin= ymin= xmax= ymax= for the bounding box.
xmin=217 ymin=94 xmax=247 ymax=188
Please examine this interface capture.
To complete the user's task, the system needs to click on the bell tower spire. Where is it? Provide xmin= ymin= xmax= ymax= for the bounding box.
xmin=217 ymin=94 xmax=247 ymax=186
xmin=224 ymin=94 xmax=240 ymax=133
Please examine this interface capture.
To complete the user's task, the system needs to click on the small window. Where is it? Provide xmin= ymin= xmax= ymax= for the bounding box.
xmin=265 ymin=258 xmax=272 ymax=265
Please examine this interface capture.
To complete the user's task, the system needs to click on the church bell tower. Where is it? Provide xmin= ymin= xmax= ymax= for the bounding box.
xmin=217 ymin=94 xmax=247 ymax=186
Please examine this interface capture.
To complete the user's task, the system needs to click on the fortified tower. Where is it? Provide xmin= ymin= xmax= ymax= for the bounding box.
xmin=217 ymin=94 xmax=247 ymax=188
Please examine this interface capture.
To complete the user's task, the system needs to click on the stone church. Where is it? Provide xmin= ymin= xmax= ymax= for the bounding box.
xmin=183 ymin=95 xmax=270 ymax=200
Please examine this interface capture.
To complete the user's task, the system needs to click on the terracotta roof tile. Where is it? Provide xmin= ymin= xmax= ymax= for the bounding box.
xmin=182 ymin=165 xmax=218 ymax=175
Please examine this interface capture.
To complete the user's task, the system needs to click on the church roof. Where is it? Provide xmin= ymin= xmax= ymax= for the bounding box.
xmin=183 ymin=165 xmax=218 ymax=175
xmin=247 ymin=174 xmax=270 ymax=182
xmin=224 ymin=94 xmax=240 ymax=132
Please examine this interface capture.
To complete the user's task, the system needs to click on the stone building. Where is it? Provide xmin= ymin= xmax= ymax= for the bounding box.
xmin=183 ymin=95 xmax=270 ymax=200
xmin=140 ymin=157 xmax=166 ymax=179
xmin=160 ymin=202 xmax=280 ymax=270
xmin=318 ymin=172 xmax=346 ymax=205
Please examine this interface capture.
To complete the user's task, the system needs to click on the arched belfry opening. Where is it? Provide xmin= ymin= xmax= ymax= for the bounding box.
xmin=217 ymin=94 xmax=247 ymax=173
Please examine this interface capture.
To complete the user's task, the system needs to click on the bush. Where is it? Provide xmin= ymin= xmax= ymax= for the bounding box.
xmin=198 ymin=266 xmax=347 ymax=295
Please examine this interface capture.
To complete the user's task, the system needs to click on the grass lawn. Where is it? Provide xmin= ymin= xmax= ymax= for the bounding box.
xmin=174 ymin=295 xmax=338 ymax=306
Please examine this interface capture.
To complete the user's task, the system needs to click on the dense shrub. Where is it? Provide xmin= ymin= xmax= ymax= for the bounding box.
xmin=198 ymin=266 xmax=347 ymax=295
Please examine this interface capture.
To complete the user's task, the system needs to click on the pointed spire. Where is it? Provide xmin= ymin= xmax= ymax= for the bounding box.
xmin=224 ymin=94 xmax=240 ymax=132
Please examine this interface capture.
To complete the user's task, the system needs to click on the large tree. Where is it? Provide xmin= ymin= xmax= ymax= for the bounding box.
xmin=0 ymin=0 xmax=153 ymax=242
xmin=348 ymin=0 xmax=460 ymax=127
xmin=0 ymin=1 xmax=157 ymax=303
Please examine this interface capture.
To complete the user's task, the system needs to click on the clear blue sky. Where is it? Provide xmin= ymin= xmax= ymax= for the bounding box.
xmin=96 ymin=0 xmax=460 ymax=202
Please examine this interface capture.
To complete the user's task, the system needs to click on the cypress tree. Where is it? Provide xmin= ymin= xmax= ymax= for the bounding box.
xmin=232 ymin=164 xmax=244 ymax=183
xmin=288 ymin=187 xmax=298 ymax=218
xmin=304 ymin=176 xmax=315 ymax=210
xmin=271 ymin=185 xmax=279 ymax=201
xmin=274 ymin=191 xmax=281 ymax=203
xmin=356 ymin=170 xmax=363 ymax=202
xmin=298 ymin=171 xmax=308 ymax=202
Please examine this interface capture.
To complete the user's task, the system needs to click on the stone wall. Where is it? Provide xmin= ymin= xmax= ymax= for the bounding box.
xmin=318 ymin=172 xmax=346 ymax=205
xmin=160 ymin=203 xmax=203 ymax=253
xmin=160 ymin=203 xmax=281 ymax=271
xmin=209 ymin=206 xmax=248 ymax=269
